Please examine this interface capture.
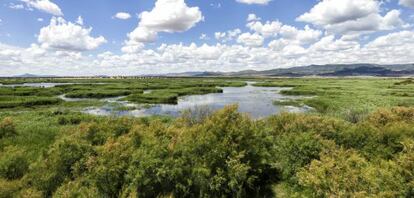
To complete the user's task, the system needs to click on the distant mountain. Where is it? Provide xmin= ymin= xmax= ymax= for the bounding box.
xmin=321 ymin=66 xmax=414 ymax=77
xmin=161 ymin=71 xmax=225 ymax=77
xmin=9 ymin=63 xmax=414 ymax=78
xmin=164 ymin=64 xmax=414 ymax=77
xmin=13 ymin=73 xmax=58 ymax=78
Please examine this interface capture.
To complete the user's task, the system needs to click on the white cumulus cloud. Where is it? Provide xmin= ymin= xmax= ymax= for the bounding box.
xmin=297 ymin=0 xmax=405 ymax=34
xmin=247 ymin=20 xmax=282 ymax=38
xmin=237 ymin=33 xmax=264 ymax=47
xmin=9 ymin=3 xmax=25 ymax=10
xmin=76 ymin=16 xmax=84 ymax=25
xmin=38 ymin=17 xmax=106 ymax=51
xmin=236 ymin=0 xmax=272 ymax=5
xmin=2 ymin=30 xmax=414 ymax=76
xmin=247 ymin=13 xmax=261 ymax=22
xmin=114 ymin=12 xmax=132 ymax=20
xmin=215 ymin=29 xmax=242 ymax=42
xmin=200 ymin=34 xmax=209 ymax=40
xmin=21 ymin=0 xmax=63 ymax=16
xmin=400 ymin=0 xmax=414 ymax=9
xmin=126 ymin=0 xmax=203 ymax=44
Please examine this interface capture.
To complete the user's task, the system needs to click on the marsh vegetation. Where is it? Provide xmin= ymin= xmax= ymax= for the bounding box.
xmin=0 ymin=77 xmax=414 ymax=197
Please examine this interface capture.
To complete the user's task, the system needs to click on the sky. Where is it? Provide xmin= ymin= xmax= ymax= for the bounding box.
xmin=0 ymin=0 xmax=413 ymax=76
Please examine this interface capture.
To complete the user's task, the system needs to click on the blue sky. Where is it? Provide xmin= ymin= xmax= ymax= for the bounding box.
xmin=0 ymin=0 xmax=316 ymax=49
xmin=0 ymin=0 xmax=413 ymax=76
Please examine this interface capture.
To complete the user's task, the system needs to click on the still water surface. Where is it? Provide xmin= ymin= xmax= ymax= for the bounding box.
xmin=0 ymin=83 xmax=75 ymax=88
xmin=0 ymin=82 xmax=108 ymax=88
xmin=82 ymin=84 xmax=312 ymax=119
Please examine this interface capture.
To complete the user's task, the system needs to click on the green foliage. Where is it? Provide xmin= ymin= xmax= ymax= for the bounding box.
xmin=0 ymin=106 xmax=413 ymax=197
xmin=125 ymin=87 xmax=222 ymax=104
xmin=273 ymin=133 xmax=333 ymax=183
xmin=0 ymin=96 xmax=61 ymax=108
xmin=65 ymin=90 xmax=134 ymax=99
xmin=394 ymin=139 xmax=414 ymax=197
xmin=58 ymin=115 xmax=83 ymax=125
xmin=0 ymin=179 xmax=22 ymax=198
xmin=92 ymin=136 xmax=133 ymax=197
xmin=265 ymin=112 xmax=347 ymax=136
xmin=179 ymin=105 xmax=213 ymax=126
xmin=255 ymin=78 xmax=414 ymax=116
xmin=0 ymin=147 xmax=29 ymax=180
xmin=78 ymin=122 xmax=107 ymax=145
xmin=0 ymin=117 xmax=17 ymax=138
xmin=123 ymin=105 xmax=278 ymax=197
xmin=125 ymin=91 xmax=178 ymax=104
xmin=325 ymin=107 xmax=414 ymax=159
xmin=340 ymin=106 xmax=370 ymax=123
xmin=0 ymin=77 xmax=414 ymax=197
xmin=54 ymin=178 xmax=99 ymax=198
xmin=297 ymin=148 xmax=406 ymax=197
xmin=29 ymin=138 xmax=95 ymax=196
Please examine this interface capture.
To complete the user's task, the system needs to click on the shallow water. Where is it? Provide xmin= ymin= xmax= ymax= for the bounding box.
xmin=82 ymin=84 xmax=312 ymax=119
xmin=0 ymin=82 xmax=75 ymax=88
xmin=0 ymin=82 xmax=108 ymax=88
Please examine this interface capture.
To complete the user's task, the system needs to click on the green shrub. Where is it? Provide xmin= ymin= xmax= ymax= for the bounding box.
xmin=0 ymin=97 xmax=61 ymax=109
xmin=273 ymin=133 xmax=333 ymax=182
xmin=54 ymin=178 xmax=99 ymax=198
xmin=396 ymin=140 xmax=414 ymax=197
xmin=57 ymin=115 xmax=82 ymax=125
xmin=0 ymin=147 xmax=29 ymax=180
xmin=78 ymin=122 xmax=106 ymax=145
xmin=341 ymin=107 xmax=370 ymax=123
xmin=92 ymin=137 xmax=133 ymax=197
xmin=298 ymin=148 xmax=407 ymax=197
xmin=0 ymin=117 xmax=17 ymax=138
xmin=17 ymin=188 xmax=43 ymax=198
xmin=30 ymin=138 xmax=94 ymax=196
xmin=11 ymin=103 xmax=414 ymax=197
xmin=65 ymin=90 xmax=133 ymax=99
xmin=179 ymin=105 xmax=213 ymax=126
xmin=110 ymin=118 xmax=132 ymax=137
xmin=125 ymin=105 xmax=278 ymax=197
xmin=0 ymin=179 xmax=22 ymax=198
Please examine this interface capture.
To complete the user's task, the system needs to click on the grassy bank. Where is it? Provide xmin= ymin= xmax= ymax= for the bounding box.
xmin=254 ymin=78 xmax=414 ymax=117
xmin=0 ymin=96 xmax=62 ymax=109
xmin=125 ymin=87 xmax=223 ymax=104
xmin=0 ymin=78 xmax=246 ymax=108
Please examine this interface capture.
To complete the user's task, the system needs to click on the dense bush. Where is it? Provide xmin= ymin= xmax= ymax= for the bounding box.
xmin=54 ymin=178 xmax=99 ymax=197
xmin=0 ymin=179 xmax=22 ymax=198
xmin=273 ymin=133 xmax=333 ymax=183
xmin=0 ymin=147 xmax=29 ymax=180
xmin=298 ymin=148 xmax=406 ymax=197
xmin=28 ymin=138 xmax=95 ymax=196
xmin=1 ymin=106 xmax=414 ymax=197
xmin=57 ymin=115 xmax=83 ymax=125
xmin=0 ymin=117 xmax=17 ymax=138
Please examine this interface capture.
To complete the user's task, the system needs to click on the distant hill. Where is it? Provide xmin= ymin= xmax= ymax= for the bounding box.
xmin=320 ymin=66 xmax=414 ymax=77
xmin=164 ymin=64 xmax=414 ymax=77
xmin=163 ymin=72 xmax=221 ymax=77
xmin=9 ymin=64 xmax=414 ymax=78
xmin=13 ymin=73 xmax=58 ymax=78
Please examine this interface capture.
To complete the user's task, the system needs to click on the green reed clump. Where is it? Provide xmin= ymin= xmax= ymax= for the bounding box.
xmin=0 ymin=96 xmax=61 ymax=109
xmin=0 ymin=147 xmax=29 ymax=180
xmin=65 ymin=90 xmax=134 ymax=98
xmin=0 ymin=117 xmax=17 ymax=138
